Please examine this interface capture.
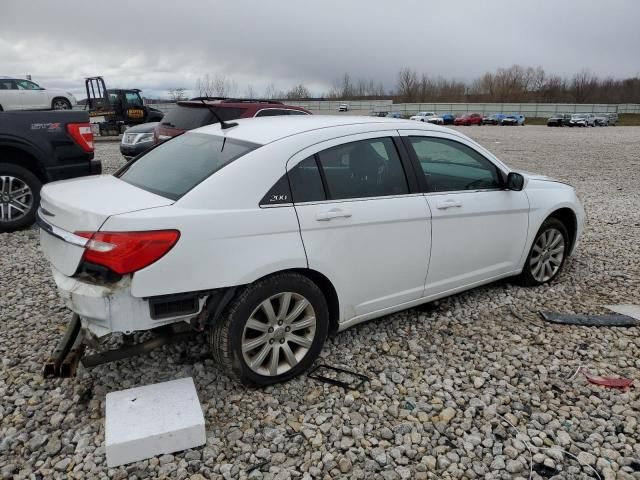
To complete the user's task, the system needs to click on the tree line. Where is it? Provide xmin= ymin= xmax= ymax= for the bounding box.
xmin=177 ymin=66 xmax=639 ymax=103
xmin=393 ymin=65 xmax=640 ymax=104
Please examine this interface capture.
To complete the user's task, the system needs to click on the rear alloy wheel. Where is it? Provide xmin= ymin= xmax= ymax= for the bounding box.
xmin=518 ymin=217 xmax=569 ymax=286
xmin=0 ymin=163 xmax=42 ymax=232
xmin=210 ymin=273 xmax=329 ymax=385
xmin=52 ymin=98 xmax=71 ymax=110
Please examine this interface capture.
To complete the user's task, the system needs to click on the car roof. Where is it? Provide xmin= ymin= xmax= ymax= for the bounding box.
xmin=192 ymin=115 xmax=452 ymax=145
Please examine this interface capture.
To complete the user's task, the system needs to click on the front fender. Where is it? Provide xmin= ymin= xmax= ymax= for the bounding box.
xmin=518 ymin=183 xmax=585 ymax=269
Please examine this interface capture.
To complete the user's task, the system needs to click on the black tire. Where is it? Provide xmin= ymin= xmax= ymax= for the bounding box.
xmin=0 ymin=163 xmax=42 ymax=233
xmin=210 ymin=272 xmax=329 ymax=386
xmin=51 ymin=98 xmax=71 ymax=110
xmin=517 ymin=217 xmax=569 ymax=287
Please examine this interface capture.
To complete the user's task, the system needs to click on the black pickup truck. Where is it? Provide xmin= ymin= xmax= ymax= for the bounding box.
xmin=0 ymin=110 xmax=101 ymax=232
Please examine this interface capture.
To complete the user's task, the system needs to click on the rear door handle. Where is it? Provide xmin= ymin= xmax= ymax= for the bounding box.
xmin=316 ymin=208 xmax=352 ymax=221
xmin=436 ymin=198 xmax=463 ymax=209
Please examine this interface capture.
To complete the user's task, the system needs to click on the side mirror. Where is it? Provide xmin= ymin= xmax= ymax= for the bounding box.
xmin=506 ymin=172 xmax=525 ymax=191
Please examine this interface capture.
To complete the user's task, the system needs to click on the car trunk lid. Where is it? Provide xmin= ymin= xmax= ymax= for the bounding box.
xmin=39 ymin=175 xmax=174 ymax=276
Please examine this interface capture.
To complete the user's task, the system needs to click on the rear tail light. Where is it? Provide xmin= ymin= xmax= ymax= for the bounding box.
xmin=67 ymin=123 xmax=95 ymax=152
xmin=75 ymin=230 xmax=180 ymax=275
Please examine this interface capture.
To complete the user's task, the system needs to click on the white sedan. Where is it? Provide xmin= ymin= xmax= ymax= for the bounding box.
xmin=410 ymin=111 xmax=443 ymax=124
xmin=38 ymin=116 xmax=584 ymax=385
xmin=0 ymin=76 xmax=77 ymax=110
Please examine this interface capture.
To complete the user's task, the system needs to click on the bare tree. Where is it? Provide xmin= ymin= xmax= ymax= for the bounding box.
xmin=285 ymin=84 xmax=310 ymax=99
xmin=570 ymin=70 xmax=597 ymax=103
xmin=245 ymin=84 xmax=256 ymax=99
xmin=167 ymin=88 xmax=187 ymax=102
xmin=539 ymin=75 xmax=563 ymax=102
xmin=397 ymin=68 xmax=419 ymax=102
xmin=195 ymin=74 xmax=213 ymax=97
xmin=264 ymin=83 xmax=277 ymax=99
xmin=340 ymin=73 xmax=354 ymax=98
xmin=212 ymin=74 xmax=230 ymax=97
xmin=195 ymin=74 xmax=237 ymax=98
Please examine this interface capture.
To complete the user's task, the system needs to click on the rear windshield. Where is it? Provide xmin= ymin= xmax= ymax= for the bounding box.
xmin=117 ymin=133 xmax=260 ymax=200
xmin=160 ymin=105 xmax=247 ymax=130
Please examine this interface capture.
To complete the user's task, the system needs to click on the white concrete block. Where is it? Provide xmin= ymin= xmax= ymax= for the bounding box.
xmin=105 ymin=377 xmax=206 ymax=467
xmin=605 ymin=304 xmax=640 ymax=321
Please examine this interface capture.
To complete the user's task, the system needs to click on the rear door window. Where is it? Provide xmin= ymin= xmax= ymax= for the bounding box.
xmin=289 ymin=156 xmax=326 ymax=202
xmin=0 ymin=79 xmax=15 ymax=90
xmin=15 ymin=80 xmax=39 ymax=90
xmin=117 ymin=133 xmax=260 ymax=199
xmin=316 ymin=138 xmax=409 ymax=200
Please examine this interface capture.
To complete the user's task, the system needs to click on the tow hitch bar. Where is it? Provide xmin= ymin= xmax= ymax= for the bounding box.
xmin=43 ymin=314 xmax=85 ymax=378
xmin=43 ymin=314 xmax=197 ymax=378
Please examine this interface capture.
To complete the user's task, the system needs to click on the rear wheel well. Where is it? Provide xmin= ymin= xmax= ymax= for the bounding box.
xmin=292 ymin=269 xmax=340 ymax=333
xmin=0 ymin=146 xmax=47 ymax=183
xmin=548 ymin=208 xmax=577 ymax=251
xmin=210 ymin=269 xmax=341 ymax=334
xmin=51 ymin=97 xmax=71 ymax=108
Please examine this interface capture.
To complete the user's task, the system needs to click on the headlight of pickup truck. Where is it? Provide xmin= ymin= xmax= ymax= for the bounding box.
xmin=122 ymin=133 xmax=155 ymax=145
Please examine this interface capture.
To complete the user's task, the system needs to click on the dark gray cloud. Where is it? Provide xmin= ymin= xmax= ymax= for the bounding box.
xmin=1 ymin=0 xmax=638 ymax=99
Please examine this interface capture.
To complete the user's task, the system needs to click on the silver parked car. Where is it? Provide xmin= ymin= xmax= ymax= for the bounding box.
xmin=568 ymin=113 xmax=596 ymax=127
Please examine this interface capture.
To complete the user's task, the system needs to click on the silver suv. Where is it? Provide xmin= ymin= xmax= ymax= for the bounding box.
xmin=569 ymin=113 xmax=596 ymax=127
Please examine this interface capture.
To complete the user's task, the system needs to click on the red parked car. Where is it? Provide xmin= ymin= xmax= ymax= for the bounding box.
xmin=453 ymin=113 xmax=483 ymax=126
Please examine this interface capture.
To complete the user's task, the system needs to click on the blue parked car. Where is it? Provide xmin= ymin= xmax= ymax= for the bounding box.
xmin=502 ymin=114 xmax=526 ymax=126
xmin=441 ymin=113 xmax=455 ymax=125
xmin=386 ymin=112 xmax=404 ymax=119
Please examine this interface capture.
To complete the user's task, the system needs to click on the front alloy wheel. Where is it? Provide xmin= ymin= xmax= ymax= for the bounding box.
xmin=518 ymin=217 xmax=569 ymax=286
xmin=210 ymin=273 xmax=329 ymax=385
xmin=529 ymin=228 xmax=565 ymax=282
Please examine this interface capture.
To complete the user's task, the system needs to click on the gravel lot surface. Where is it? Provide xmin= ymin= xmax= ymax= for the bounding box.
xmin=1 ymin=126 xmax=639 ymax=480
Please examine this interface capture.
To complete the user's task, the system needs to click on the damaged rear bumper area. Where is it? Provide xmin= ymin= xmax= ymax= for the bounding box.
xmin=43 ymin=268 xmax=212 ymax=378
xmin=51 ymin=267 xmax=208 ymax=338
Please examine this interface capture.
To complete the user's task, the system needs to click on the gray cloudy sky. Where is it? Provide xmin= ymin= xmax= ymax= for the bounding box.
xmin=2 ymin=0 xmax=639 ymax=99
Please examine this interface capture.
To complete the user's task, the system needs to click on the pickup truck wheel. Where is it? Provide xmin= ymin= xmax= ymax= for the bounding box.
xmin=210 ymin=273 xmax=329 ymax=386
xmin=0 ymin=163 xmax=41 ymax=232
xmin=52 ymin=98 xmax=71 ymax=110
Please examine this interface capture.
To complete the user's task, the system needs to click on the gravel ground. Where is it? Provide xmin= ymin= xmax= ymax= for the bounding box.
xmin=1 ymin=126 xmax=639 ymax=480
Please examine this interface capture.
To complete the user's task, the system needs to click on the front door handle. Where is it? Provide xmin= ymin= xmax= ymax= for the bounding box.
xmin=316 ymin=208 xmax=352 ymax=221
xmin=436 ymin=198 xmax=463 ymax=209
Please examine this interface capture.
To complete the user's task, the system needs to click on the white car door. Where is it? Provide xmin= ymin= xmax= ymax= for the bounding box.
xmin=400 ymin=131 xmax=530 ymax=296
xmin=288 ymin=132 xmax=431 ymax=325
xmin=15 ymin=79 xmax=49 ymax=109
xmin=0 ymin=79 xmax=22 ymax=110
